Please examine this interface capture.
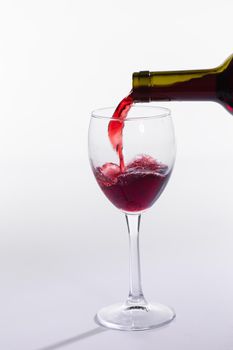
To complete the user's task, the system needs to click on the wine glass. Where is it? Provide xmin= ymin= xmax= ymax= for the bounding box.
xmin=88 ymin=105 xmax=176 ymax=331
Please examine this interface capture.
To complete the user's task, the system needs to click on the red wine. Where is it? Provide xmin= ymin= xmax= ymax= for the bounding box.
xmin=93 ymin=155 xmax=170 ymax=212
xmin=108 ymin=94 xmax=133 ymax=171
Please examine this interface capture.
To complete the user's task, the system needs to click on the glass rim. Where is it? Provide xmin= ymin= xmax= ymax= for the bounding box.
xmin=91 ymin=105 xmax=171 ymax=121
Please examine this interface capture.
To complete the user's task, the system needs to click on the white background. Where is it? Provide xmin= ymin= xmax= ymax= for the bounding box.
xmin=0 ymin=1 xmax=233 ymax=349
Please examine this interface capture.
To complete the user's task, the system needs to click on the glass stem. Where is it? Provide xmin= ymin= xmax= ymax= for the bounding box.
xmin=125 ymin=214 xmax=147 ymax=305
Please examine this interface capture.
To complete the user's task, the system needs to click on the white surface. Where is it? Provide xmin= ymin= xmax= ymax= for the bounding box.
xmin=0 ymin=1 xmax=233 ymax=349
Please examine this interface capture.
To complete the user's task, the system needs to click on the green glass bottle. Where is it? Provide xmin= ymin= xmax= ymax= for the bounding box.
xmin=132 ymin=54 xmax=233 ymax=113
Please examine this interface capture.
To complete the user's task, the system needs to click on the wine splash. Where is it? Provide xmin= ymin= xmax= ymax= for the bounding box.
xmin=94 ymin=155 xmax=169 ymax=212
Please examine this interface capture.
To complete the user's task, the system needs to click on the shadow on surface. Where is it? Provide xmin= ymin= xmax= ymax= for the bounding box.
xmin=36 ymin=326 xmax=107 ymax=350
xmin=35 ymin=313 xmax=175 ymax=349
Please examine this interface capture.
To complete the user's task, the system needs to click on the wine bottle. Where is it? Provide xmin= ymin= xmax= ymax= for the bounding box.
xmin=132 ymin=54 xmax=233 ymax=114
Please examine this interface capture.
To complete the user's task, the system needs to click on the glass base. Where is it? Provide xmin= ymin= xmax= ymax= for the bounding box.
xmin=96 ymin=301 xmax=175 ymax=331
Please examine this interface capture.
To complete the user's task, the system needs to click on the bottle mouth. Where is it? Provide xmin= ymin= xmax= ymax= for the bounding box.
xmin=133 ymin=71 xmax=151 ymax=89
xmin=132 ymin=71 xmax=151 ymax=102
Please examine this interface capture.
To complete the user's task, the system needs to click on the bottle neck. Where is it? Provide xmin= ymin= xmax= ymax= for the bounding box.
xmin=132 ymin=68 xmax=218 ymax=102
